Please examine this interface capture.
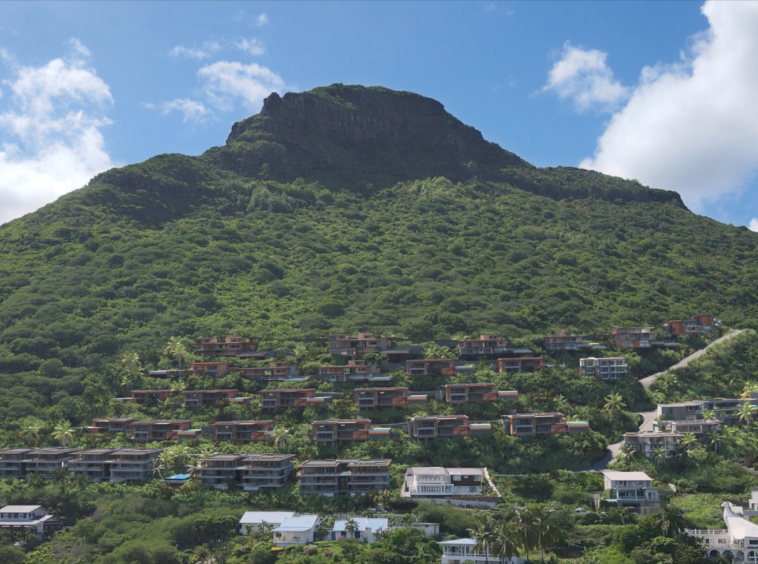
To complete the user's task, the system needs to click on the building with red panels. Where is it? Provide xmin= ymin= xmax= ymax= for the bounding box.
xmin=353 ymin=387 xmax=429 ymax=409
xmin=210 ymin=421 xmax=273 ymax=441
xmin=182 ymin=390 xmax=238 ymax=408
xmin=190 ymin=362 xmax=232 ymax=378
xmin=312 ymin=419 xmax=375 ymax=444
xmin=608 ymin=327 xmax=655 ymax=349
xmin=87 ymin=418 xmax=135 ymax=434
xmin=544 ymin=331 xmax=605 ymax=351
xmin=457 ymin=335 xmax=510 ymax=356
xmin=126 ymin=390 xmax=172 ymax=406
xmin=328 ymin=333 xmax=391 ymax=356
xmin=497 ymin=357 xmax=545 ymax=373
xmin=238 ymin=362 xmax=299 ymax=381
xmin=443 ymin=384 xmax=517 ymax=404
xmin=313 ymin=360 xmax=390 ymax=383
xmin=131 ymin=420 xmax=192 ymax=442
xmin=259 ymin=388 xmax=317 ymax=409
xmin=502 ymin=413 xmax=589 ymax=437
xmin=410 ymin=415 xmax=492 ymax=439
xmin=195 ymin=336 xmax=256 ymax=357
xmin=406 ymin=359 xmax=456 ymax=377
xmin=663 ymin=315 xmax=717 ymax=337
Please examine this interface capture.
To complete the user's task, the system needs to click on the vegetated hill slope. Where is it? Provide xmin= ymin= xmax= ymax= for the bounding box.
xmin=0 ymin=83 xmax=756 ymax=382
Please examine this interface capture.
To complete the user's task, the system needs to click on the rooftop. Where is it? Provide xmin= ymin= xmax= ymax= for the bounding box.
xmin=272 ymin=515 xmax=319 ymax=532
xmin=0 ymin=505 xmax=42 ymax=513
xmin=602 ymin=470 xmax=653 ymax=481
xmin=333 ymin=518 xmax=388 ymax=532
xmin=240 ymin=511 xmax=296 ymax=525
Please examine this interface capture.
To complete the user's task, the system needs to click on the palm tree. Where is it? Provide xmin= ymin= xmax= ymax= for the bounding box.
xmin=158 ymin=398 xmax=176 ymax=418
xmin=513 ymin=508 xmax=537 ymax=562
xmin=151 ymin=462 xmax=167 ymax=478
xmin=680 ymin=433 xmax=698 ymax=452
xmin=293 ymin=343 xmax=309 ymax=363
xmin=467 ymin=515 xmax=495 ymax=563
xmin=272 ymin=428 xmax=290 ymax=451
xmin=653 ymin=447 xmax=667 ymax=466
xmin=121 ymin=352 xmax=143 ymax=383
xmin=564 ymin=415 xmax=581 ymax=422
xmin=710 ymin=431 xmax=723 ymax=454
xmin=491 ymin=520 xmax=521 ymax=564
xmin=657 ymin=501 xmax=687 ymax=538
xmin=738 ymin=402 xmax=757 ymax=424
xmin=344 ymin=518 xmax=359 ymax=538
xmin=603 ymin=393 xmax=626 ymax=413
xmin=531 ymin=505 xmax=562 ymax=562
xmin=18 ymin=424 xmax=41 ymax=447
xmin=165 ymin=336 xmax=189 ymax=372
xmin=423 ymin=343 xmax=445 ymax=360
xmin=701 ymin=409 xmax=717 ymax=421
xmin=617 ymin=445 xmax=638 ymax=463
xmin=52 ymin=421 xmax=74 ymax=448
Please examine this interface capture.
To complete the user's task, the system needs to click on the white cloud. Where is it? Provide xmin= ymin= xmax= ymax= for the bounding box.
xmin=544 ymin=42 xmax=629 ymax=112
xmin=255 ymin=13 xmax=268 ymax=27
xmin=750 ymin=218 xmax=758 ymax=232
xmin=170 ymin=41 xmax=221 ymax=60
xmin=235 ymin=38 xmax=266 ymax=56
xmin=578 ymin=1 xmax=758 ymax=209
xmin=198 ymin=61 xmax=286 ymax=111
xmin=0 ymin=43 xmax=114 ymax=225
xmin=67 ymin=38 xmax=91 ymax=58
xmin=144 ymin=98 xmax=210 ymax=123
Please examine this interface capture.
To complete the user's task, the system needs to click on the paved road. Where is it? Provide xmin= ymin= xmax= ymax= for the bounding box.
xmin=578 ymin=329 xmax=745 ymax=472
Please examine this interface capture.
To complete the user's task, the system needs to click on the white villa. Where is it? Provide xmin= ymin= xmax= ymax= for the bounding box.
xmin=403 ymin=467 xmax=484 ymax=497
xmin=330 ymin=518 xmax=388 ymax=543
xmin=272 ymin=515 xmax=320 ymax=546
xmin=602 ymin=470 xmax=659 ymax=510
xmin=439 ymin=538 xmax=525 ymax=564
xmin=687 ymin=502 xmax=758 ymax=563
xmin=239 ymin=511 xmax=295 ymax=535
xmin=0 ymin=505 xmax=62 ymax=540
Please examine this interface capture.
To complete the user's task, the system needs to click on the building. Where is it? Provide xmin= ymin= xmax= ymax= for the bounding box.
xmin=297 ymin=459 xmax=391 ymax=496
xmin=457 ymin=335 xmax=510 ymax=356
xmin=330 ymin=518 xmax=389 ymax=543
xmin=443 ymin=383 xmax=517 ymax=404
xmin=664 ymin=315 xmax=717 ymax=337
xmin=410 ymin=415 xmax=492 ymax=439
xmin=0 ymin=506 xmax=62 ymax=540
xmin=602 ymin=470 xmax=659 ymax=510
xmin=209 ymin=420 xmax=274 ymax=442
xmin=497 ymin=357 xmax=545 ymax=373
xmin=195 ymin=336 xmax=257 ymax=357
xmin=189 ymin=362 xmax=232 ymax=377
xmin=502 ymin=413 xmax=589 ymax=437
xmin=623 ymin=430 xmax=683 ymax=458
xmin=24 ymin=448 xmax=80 ymax=479
xmin=87 ymin=418 xmax=135 ymax=434
xmin=403 ymin=467 xmax=485 ymax=497
xmin=259 ymin=388 xmax=317 ymax=409
xmin=328 ymin=333 xmax=391 ymax=356
xmin=239 ymin=511 xmax=296 ymax=535
xmin=354 ymin=387 xmax=428 ymax=409
xmin=67 ymin=449 xmax=119 ymax=482
xmin=608 ymin=327 xmax=656 ymax=349
xmin=312 ymin=419 xmax=390 ymax=444
xmin=107 ymin=448 xmax=162 ymax=481
xmin=313 ymin=360 xmax=390 ymax=383
xmin=579 ymin=357 xmax=628 ymax=381
xmin=238 ymin=362 xmax=299 ymax=381
xmin=131 ymin=420 xmax=192 ymax=442
xmin=658 ymin=396 xmax=758 ymax=425
xmin=657 ymin=420 xmax=721 ymax=444
xmin=687 ymin=503 xmax=758 ymax=562
xmin=123 ymin=390 xmax=172 ymax=406
xmin=272 ymin=515 xmax=320 ymax=547
xmin=182 ymin=389 xmax=239 ymax=407
xmin=406 ymin=359 xmax=456 ymax=376
xmin=0 ymin=449 xmax=35 ymax=479
xmin=544 ymin=331 xmax=605 ymax=352
xmin=197 ymin=454 xmax=247 ymax=489
xmin=240 ymin=453 xmax=295 ymax=491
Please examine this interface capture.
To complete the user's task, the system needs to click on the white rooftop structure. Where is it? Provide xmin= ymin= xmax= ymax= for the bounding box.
xmin=404 ymin=467 xmax=485 ymax=498
xmin=0 ymin=505 xmax=61 ymax=540
xmin=272 ymin=515 xmax=320 ymax=546
xmin=440 ymin=538 xmax=525 ymax=564
xmin=331 ymin=518 xmax=388 ymax=543
xmin=687 ymin=502 xmax=758 ymax=562
xmin=601 ymin=471 xmax=652 ymax=482
xmin=239 ymin=511 xmax=295 ymax=534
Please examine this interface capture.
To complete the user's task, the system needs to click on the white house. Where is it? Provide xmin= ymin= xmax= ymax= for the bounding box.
xmin=0 ymin=505 xmax=62 ymax=540
xmin=687 ymin=502 xmax=758 ymax=563
xmin=272 ymin=515 xmax=320 ymax=546
xmin=601 ymin=470 xmax=659 ymax=509
xmin=239 ymin=511 xmax=296 ymax=535
xmin=330 ymin=518 xmax=388 ymax=543
xmin=403 ymin=467 xmax=484 ymax=497
xmin=439 ymin=538 xmax=525 ymax=564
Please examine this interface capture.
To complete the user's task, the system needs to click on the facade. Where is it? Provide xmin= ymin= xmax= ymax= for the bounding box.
xmin=328 ymin=333 xmax=391 ymax=356
xmin=131 ymin=420 xmax=192 ymax=442
xmin=107 ymin=448 xmax=162 ymax=481
xmin=623 ymin=430 xmax=683 ymax=458
xmin=502 ymin=413 xmax=589 ymax=437
xmin=579 ymin=357 xmax=628 ymax=381
xmin=195 ymin=336 xmax=257 ymax=357
xmin=126 ymin=390 xmax=172 ymax=406
xmin=68 ymin=449 xmax=119 ymax=482
xmin=313 ymin=360 xmax=389 ymax=383
xmin=0 ymin=449 xmax=35 ymax=479
xmin=182 ymin=389 xmax=239 ymax=407
xmin=457 ymin=335 xmax=510 ymax=356
xmin=354 ymin=387 xmax=428 ymax=409
xmin=658 ymin=396 xmax=758 ymax=425
xmin=330 ymin=518 xmax=389 ymax=542
xmin=272 ymin=515 xmax=320 ymax=547
xmin=87 ymin=418 xmax=135 ymax=433
xmin=657 ymin=420 xmax=721 ymax=443
xmin=197 ymin=454 xmax=247 ymax=489
xmin=297 ymin=459 xmax=391 ymax=496
xmin=608 ymin=327 xmax=656 ymax=349
xmin=687 ymin=503 xmax=758 ymax=563
xmin=238 ymin=362 xmax=299 ymax=381
xmin=403 ymin=467 xmax=485 ymax=497
xmin=0 ymin=505 xmax=62 ymax=540
xmin=239 ymin=511 xmax=295 ymax=535
xmin=410 ymin=415 xmax=492 ymax=439
xmin=259 ymin=388 xmax=317 ymax=409
xmin=312 ymin=419 xmax=390 ymax=444
xmin=544 ymin=331 xmax=605 ymax=352
xmin=406 ymin=359 xmax=456 ymax=376
xmin=497 ymin=357 xmax=545 ymax=373
xmin=240 ymin=453 xmax=295 ymax=491
xmin=24 ymin=448 xmax=80 ymax=479
xmin=189 ymin=362 xmax=232 ymax=377
xmin=664 ymin=314 xmax=716 ymax=337
xmin=443 ymin=383 xmax=517 ymax=404
xmin=210 ymin=420 xmax=273 ymax=442
xmin=602 ymin=470 xmax=659 ymax=509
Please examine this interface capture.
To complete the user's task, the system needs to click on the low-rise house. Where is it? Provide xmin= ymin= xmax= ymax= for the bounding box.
xmin=131 ymin=420 xmax=192 ymax=442
xmin=410 ymin=415 xmax=492 ymax=439
xmin=354 ymin=387 xmax=428 ymax=409
xmin=623 ymin=430 xmax=682 ymax=458
xmin=407 ymin=523 xmax=440 ymax=537
xmin=328 ymin=333 xmax=391 ymax=356
xmin=658 ymin=396 xmax=757 ymax=425
xmin=330 ymin=518 xmax=389 ymax=542
xmin=87 ymin=418 xmax=135 ymax=434
xmin=579 ymin=357 xmax=628 ymax=381
xmin=297 ymin=459 xmax=391 ymax=496
xmin=502 ymin=413 xmax=589 ymax=436
xmin=406 ymin=359 xmax=456 ymax=376
xmin=443 ymin=383 xmax=517 ymax=404
xmin=259 ymin=388 xmax=317 ymax=409
xmin=239 ymin=511 xmax=295 ymax=535
xmin=313 ymin=360 xmax=390 ymax=383
xmin=0 ymin=449 xmax=35 ymax=479
xmin=107 ymin=448 xmax=162 ymax=481
xmin=544 ymin=331 xmax=605 ymax=352
xmin=440 ymin=539 xmax=496 ymax=564
xmin=657 ymin=420 xmax=721 ymax=443
xmin=272 ymin=515 xmax=320 ymax=546
xmin=210 ymin=420 xmax=273 ymax=441
xmin=197 ymin=454 xmax=247 ymax=489
xmin=238 ymin=362 xmax=299 ymax=381
xmin=457 ymin=335 xmax=511 ymax=356
xmin=190 ymin=362 xmax=232 ymax=377
xmin=123 ymin=390 xmax=172 ymax=406
xmin=602 ymin=470 xmax=659 ymax=510
xmin=686 ymin=502 xmax=758 ymax=562
xmin=182 ymin=389 xmax=240 ymax=407
xmin=68 ymin=449 xmax=119 ymax=482
xmin=403 ymin=467 xmax=485 ymax=497
xmin=24 ymin=448 xmax=80 ymax=479
xmin=497 ymin=357 xmax=545 ymax=372
xmin=664 ymin=315 xmax=717 ymax=337
xmin=195 ymin=336 xmax=257 ymax=357
xmin=312 ymin=419 xmax=390 ymax=444
xmin=240 ymin=453 xmax=295 ymax=491
xmin=0 ymin=505 xmax=62 ymax=540
xmin=608 ymin=327 xmax=656 ymax=349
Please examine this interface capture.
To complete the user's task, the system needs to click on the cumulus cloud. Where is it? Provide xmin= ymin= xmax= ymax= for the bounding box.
xmin=170 ymin=41 xmax=221 ymax=60
xmin=235 ymin=38 xmax=266 ymax=56
xmin=577 ymin=1 xmax=758 ymax=209
xmin=544 ymin=42 xmax=629 ymax=112
xmin=750 ymin=219 xmax=758 ymax=232
xmin=198 ymin=61 xmax=286 ymax=111
xmin=143 ymin=98 xmax=210 ymax=123
xmin=0 ymin=40 xmax=115 ymax=225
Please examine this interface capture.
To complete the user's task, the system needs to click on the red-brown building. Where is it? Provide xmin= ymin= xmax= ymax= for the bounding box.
xmin=443 ymin=384 xmax=518 ymax=404
xmin=312 ymin=419 xmax=384 ymax=444
xmin=237 ymin=362 xmax=299 ymax=381
xmin=124 ymin=390 xmax=172 ymax=406
xmin=190 ymin=362 xmax=232 ymax=377
xmin=544 ymin=331 xmax=605 ymax=352
xmin=195 ymin=336 xmax=257 ymax=357
xmin=131 ymin=420 xmax=192 ymax=442
xmin=182 ymin=390 xmax=239 ymax=408
xmin=406 ymin=359 xmax=456 ymax=377
xmin=87 ymin=418 xmax=135 ymax=434
xmin=502 ymin=413 xmax=589 ymax=436
xmin=313 ymin=360 xmax=390 ymax=383
xmin=210 ymin=421 xmax=273 ymax=441
xmin=353 ymin=387 xmax=429 ymax=409
xmin=457 ymin=335 xmax=510 ymax=356
xmin=328 ymin=333 xmax=391 ymax=356
xmin=608 ymin=327 xmax=655 ymax=349
xmin=663 ymin=315 xmax=717 ymax=336
xmin=259 ymin=388 xmax=317 ymax=409
xmin=497 ymin=357 xmax=545 ymax=373
xmin=409 ymin=415 xmax=492 ymax=439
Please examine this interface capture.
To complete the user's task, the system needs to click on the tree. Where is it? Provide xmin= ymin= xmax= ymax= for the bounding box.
xmin=701 ymin=409 xmax=717 ymax=421
xmin=564 ymin=414 xmax=581 ymax=422
xmin=617 ymin=445 xmax=638 ymax=463
xmin=653 ymin=447 xmax=667 ymax=466
xmin=165 ymin=336 xmax=189 ymax=372
xmin=52 ymin=421 xmax=74 ymax=448
xmin=491 ymin=520 xmax=521 ymax=564
xmin=603 ymin=393 xmax=626 ymax=413
xmin=293 ymin=343 xmax=309 ymax=362
xmin=18 ymin=424 xmax=41 ymax=447
xmin=272 ymin=428 xmax=290 ymax=451
xmin=531 ymin=505 xmax=563 ymax=562
xmin=710 ymin=431 xmax=723 ymax=454
xmin=345 ymin=518 xmax=359 ymax=538
xmin=738 ymin=401 xmax=757 ymax=424
xmin=467 ymin=515 xmax=495 ymax=563
xmin=122 ymin=352 xmax=143 ymax=383
xmin=680 ymin=432 xmax=698 ymax=452
xmin=656 ymin=501 xmax=687 ymax=538
xmin=513 ymin=508 xmax=537 ymax=562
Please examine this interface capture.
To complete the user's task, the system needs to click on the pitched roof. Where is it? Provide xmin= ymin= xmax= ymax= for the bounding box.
xmin=239 ymin=511 xmax=295 ymax=525
xmin=272 ymin=515 xmax=319 ymax=532
xmin=0 ymin=505 xmax=42 ymax=512
xmin=602 ymin=470 xmax=652 ymax=481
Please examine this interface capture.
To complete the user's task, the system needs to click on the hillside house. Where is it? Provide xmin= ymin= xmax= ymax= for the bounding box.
xmin=313 ymin=360 xmax=390 ymax=383
xmin=406 ymin=359 xmax=456 ymax=376
xmin=131 ymin=420 xmax=192 ymax=441
xmin=623 ymin=430 xmax=683 ymax=458
xmin=259 ymin=388 xmax=317 ymax=409
xmin=240 ymin=453 xmax=295 ymax=491
xmin=544 ymin=331 xmax=605 ymax=351
xmin=24 ymin=448 xmax=80 ymax=479
xmin=210 ymin=420 xmax=273 ymax=441
xmin=182 ymin=389 xmax=239 ymax=407
xmin=440 ymin=539 xmax=526 ymax=564
xmin=330 ymin=518 xmax=388 ymax=542
xmin=272 ymin=515 xmax=320 ymax=547
xmin=297 ymin=458 xmax=391 ymax=496
xmin=686 ymin=503 xmax=758 ymax=562
xmin=0 ymin=449 xmax=35 ymax=479
xmin=0 ymin=506 xmax=62 ymax=540
xmin=410 ymin=415 xmax=491 ymax=439
xmin=107 ymin=448 xmax=162 ymax=481
xmin=124 ymin=390 xmax=172 ymax=406
xmin=198 ymin=454 xmax=247 ymax=489
xmin=443 ymin=383 xmax=517 ymax=404
xmin=67 ymin=449 xmax=119 ymax=482
xmin=608 ymin=327 xmax=656 ymax=349
xmin=353 ymin=387 xmax=428 ymax=408
xmin=502 ymin=413 xmax=589 ymax=436
xmin=657 ymin=420 xmax=721 ymax=443
xmin=189 ymin=362 xmax=232 ymax=377
xmin=312 ymin=419 xmax=390 ymax=444
xmin=239 ymin=511 xmax=296 ymax=535
xmin=664 ymin=314 xmax=716 ymax=336
xmin=87 ymin=418 xmax=135 ymax=434
xmin=602 ymin=470 xmax=659 ymax=510
xmin=579 ymin=357 xmax=628 ymax=381
xmin=497 ymin=357 xmax=545 ymax=372
xmin=403 ymin=467 xmax=485 ymax=497
xmin=328 ymin=333 xmax=395 ymax=356
xmin=658 ymin=396 xmax=758 ymax=425
xmin=195 ymin=336 xmax=257 ymax=357
xmin=238 ymin=362 xmax=299 ymax=381
xmin=457 ymin=335 xmax=510 ymax=356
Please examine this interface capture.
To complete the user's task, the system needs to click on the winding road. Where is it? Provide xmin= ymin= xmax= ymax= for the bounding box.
xmin=580 ymin=329 xmax=746 ymax=472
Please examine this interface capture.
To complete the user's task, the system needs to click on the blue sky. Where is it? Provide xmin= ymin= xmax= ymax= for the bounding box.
xmin=1 ymin=1 xmax=756 ymax=229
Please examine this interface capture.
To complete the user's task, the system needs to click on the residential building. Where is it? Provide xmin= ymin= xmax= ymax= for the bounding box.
xmin=210 ymin=420 xmax=274 ymax=442
xmin=239 ymin=511 xmax=295 ymax=535
xmin=330 ymin=518 xmax=389 ymax=542
xmin=240 ymin=453 xmax=295 ymax=491
xmin=406 ymin=359 xmax=456 ymax=376
xmin=544 ymin=331 xmax=605 ymax=352
xmin=124 ymin=390 xmax=172 ymax=406
xmin=0 ymin=506 xmax=62 ymax=540
xmin=238 ymin=362 xmax=299 ymax=381
xmin=190 ymin=362 xmax=232 ymax=377
xmin=197 ymin=454 xmax=247 ymax=489
xmin=313 ymin=360 xmax=390 ymax=383
xmin=67 ymin=449 xmax=119 ymax=482
xmin=457 ymin=335 xmax=510 ymax=356
xmin=664 ymin=315 xmax=717 ymax=337
xmin=182 ymin=389 xmax=239 ymax=407
xmin=403 ymin=467 xmax=485 ymax=497
xmin=297 ymin=459 xmax=391 ymax=496
xmin=497 ymin=357 xmax=546 ymax=372
xmin=623 ymin=430 xmax=683 ymax=458
xmin=195 ymin=336 xmax=257 ymax=357
xmin=658 ymin=396 xmax=758 ymax=425
xmin=579 ymin=357 xmax=628 ymax=381
xmin=259 ymin=388 xmax=317 ymax=409
xmin=353 ymin=387 xmax=428 ymax=409
xmin=24 ymin=448 xmax=79 ymax=479
xmin=502 ymin=413 xmax=589 ymax=436
xmin=443 ymin=383 xmax=517 ymax=404
xmin=440 ymin=539 xmax=524 ymax=564
xmin=312 ymin=419 xmax=390 ymax=444
xmin=87 ymin=418 xmax=135 ymax=434
xmin=407 ymin=523 xmax=440 ymax=537
xmin=602 ymin=470 xmax=659 ymax=509
xmin=657 ymin=420 xmax=721 ymax=444
xmin=131 ymin=420 xmax=192 ymax=442
xmin=410 ymin=415 xmax=492 ymax=439
xmin=608 ymin=327 xmax=655 ymax=349
xmin=272 ymin=515 xmax=320 ymax=547
xmin=328 ymin=333 xmax=391 ymax=356
xmin=686 ymin=502 xmax=758 ymax=562
xmin=0 ymin=449 xmax=35 ymax=479
xmin=106 ymin=448 xmax=162 ymax=482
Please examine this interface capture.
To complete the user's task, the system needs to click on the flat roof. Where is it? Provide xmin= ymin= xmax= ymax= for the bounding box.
xmin=212 ymin=420 xmax=272 ymax=426
xmin=244 ymin=453 xmax=295 ymax=461
xmin=407 ymin=467 xmax=483 ymax=475
xmin=0 ymin=505 xmax=42 ymax=512
xmin=27 ymin=448 xmax=79 ymax=454
xmin=92 ymin=418 xmax=134 ymax=422
xmin=132 ymin=420 xmax=191 ymax=425
xmin=312 ymin=419 xmax=371 ymax=424
xmin=443 ymin=383 xmax=495 ymax=388
xmin=200 ymin=454 xmax=247 ymax=460
xmin=259 ymin=388 xmax=315 ymax=393
xmin=602 ymin=470 xmax=652 ymax=481
xmin=0 ymin=449 xmax=35 ymax=454
xmin=183 ymin=389 xmax=238 ymax=393
xmin=74 ymin=449 xmax=118 ymax=454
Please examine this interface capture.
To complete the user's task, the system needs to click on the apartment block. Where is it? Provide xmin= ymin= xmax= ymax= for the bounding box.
xmin=443 ymin=383 xmax=517 ymax=404
xmin=579 ymin=357 xmax=628 ymax=381
xmin=328 ymin=333 xmax=391 ymax=356
xmin=131 ymin=420 xmax=192 ymax=442
xmin=353 ymin=387 xmax=428 ymax=409
xmin=67 ymin=449 xmax=119 ymax=482
xmin=195 ymin=336 xmax=257 ymax=357
xmin=0 ymin=449 xmax=35 ymax=479
xmin=403 ymin=467 xmax=485 ymax=497
xmin=312 ymin=419 xmax=390 ymax=444
xmin=87 ymin=418 xmax=135 ymax=434
xmin=658 ymin=395 xmax=758 ymax=425
xmin=210 ymin=420 xmax=274 ymax=441
xmin=108 ymin=448 xmax=163 ymax=481
xmin=240 ymin=453 xmax=295 ymax=491
xmin=544 ymin=331 xmax=605 ymax=351
xmin=238 ymin=362 xmax=299 ymax=381
xmin=602 ymin=470 xmax=659 ymax=509
xmin=297 ymin=458 xmax=391 ymax=496
xmin=189 ymin=362 xmax=232 ymax=377
xmin=623 ymin=430 xmax=683 ymax=458
xmin=124 ymin=390 xmax=172 ymax=406
xmin=410 ymin=415 xmax=492 ymax=439
xmin=24 ymin=448 xmax=80 ymax=479
xmin=182 ymin=389 xmax=239 ymax=408
xmin=502 ymin=413 xmax=589 ymax=436
xmin=198 ymin=454 xmax=247 ymax=489
xmin=406 ymin=359 xmax=456 ymax=377
xmin=657 ymin=420 xmax=721 ymax=444
xmin=663 ymin=315 xmax=716 ymax=336
xmin=259 ymin=388 xmax=318 ymax=409
xmin=457 ymin=335 xmax=510 ymax=356
xmin=497 ymin=357 xmax=546 ymax=373
xmin=608 ymin=327 xmax=656 ymax=349
xmin=313 ymin=360 xmax=390 ymax=383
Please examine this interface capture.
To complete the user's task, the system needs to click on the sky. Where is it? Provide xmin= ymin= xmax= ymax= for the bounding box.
xmin=0 ymin=1 xmax=757 ymax=230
